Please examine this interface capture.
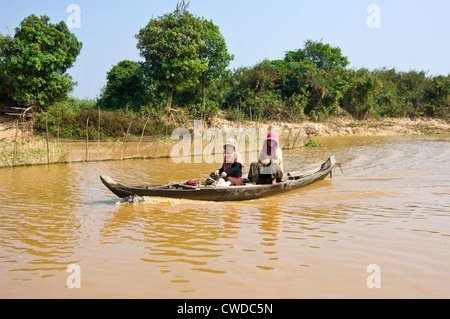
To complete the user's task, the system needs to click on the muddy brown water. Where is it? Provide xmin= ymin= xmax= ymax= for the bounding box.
xmin=1 ymin=135 xmax=449 ymax=298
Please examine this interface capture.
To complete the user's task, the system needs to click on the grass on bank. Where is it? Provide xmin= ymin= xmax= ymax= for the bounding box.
xmin=0 ymin=137 xmax=67 ymax=167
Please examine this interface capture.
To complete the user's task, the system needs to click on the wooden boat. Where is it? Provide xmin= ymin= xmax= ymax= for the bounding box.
xmin=100 ymin=156 xmax=338 ymax=202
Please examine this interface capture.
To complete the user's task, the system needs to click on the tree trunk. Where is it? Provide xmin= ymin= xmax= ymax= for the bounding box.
xmin=202 ymin=83 xmax=207 ymax=119
xmin=166 ymin=86 xmax=174 ymax=109
xmin=202 ymin=83 xmax=207 ymax=109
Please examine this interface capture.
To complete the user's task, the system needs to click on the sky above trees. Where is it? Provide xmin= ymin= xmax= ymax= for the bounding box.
xmin=1 ymin=0 xmax=449 ymax=99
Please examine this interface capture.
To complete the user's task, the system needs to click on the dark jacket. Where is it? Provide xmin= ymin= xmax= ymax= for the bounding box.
xmin=219 ymin=162 xmax=242 ymax=178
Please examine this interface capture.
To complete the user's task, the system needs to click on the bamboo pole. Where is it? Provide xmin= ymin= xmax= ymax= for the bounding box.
xmin=97 ymin=104 xmax=101 ymax=148
xmin=85 ymin=117 xmax=89 ymax=161
xmin=121 ymin=120 xmax=132 ymax=160
xmin=13 ymin=119 xmax=18 ymax=167
xmin=45 ymin=114 xmax=50 ymax=165
xmin=153 ymin=129 xmax=163 ymax=159
xmin=292 ymin=127 xmax=303 ymax=148
xmin=138 ymin=113 xmax=150 ymax=153
xmin=286 ymin=128 xmax=292 ymax=149
xmin=20 ymin=115 xmax=24 ymax=137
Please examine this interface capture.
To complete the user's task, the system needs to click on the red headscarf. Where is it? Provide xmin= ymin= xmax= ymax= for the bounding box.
xmin=263 ymin=131 xmax=279 ymax=155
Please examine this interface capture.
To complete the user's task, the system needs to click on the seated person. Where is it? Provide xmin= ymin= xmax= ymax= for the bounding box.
xmin=248 ymin=131 xmax=283 ymax=184
xmin=210 ymin=138 xmax=244 ymax=186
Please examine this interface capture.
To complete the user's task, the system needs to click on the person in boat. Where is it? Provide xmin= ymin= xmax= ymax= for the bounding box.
xmin=210 ymin=138 xmax=244 ymax=186
xmin=248 ymin=131 xmax=283 ymax=185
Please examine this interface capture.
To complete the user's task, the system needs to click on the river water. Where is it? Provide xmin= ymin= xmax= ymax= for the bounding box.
xmin=1 ymin=135 xmax=449 ymax=298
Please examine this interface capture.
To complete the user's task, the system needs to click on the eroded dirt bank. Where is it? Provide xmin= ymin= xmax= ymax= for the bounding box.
xmin=2 ymin=114 xmax=449 ymax=142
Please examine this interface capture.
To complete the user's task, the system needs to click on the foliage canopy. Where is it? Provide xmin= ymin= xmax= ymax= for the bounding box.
xmin=0 ymin=14 xmax=82 ymax=111
xmin=135 ymin=0 xmax=232 ymax=112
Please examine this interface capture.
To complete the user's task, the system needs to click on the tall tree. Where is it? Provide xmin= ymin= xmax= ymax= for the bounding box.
xmin=136 ymin=1 xmax=208 ymax=110
xmin=198 ymin=18 xmax=233 ymax=112
xmin=285 ymin=39 xmax=349 ymax=71
xmin=342 ymin=68 xmax=379 ymax=119
xmin=425 ymin=75 xmax=450 ymax=117
xmin=98 ymin=60 xmax=148 ymax=111
xmin=0 ymin=14 xmax=82 ymax=111
xmin=283 ymin=40 xmax=350 ymax=117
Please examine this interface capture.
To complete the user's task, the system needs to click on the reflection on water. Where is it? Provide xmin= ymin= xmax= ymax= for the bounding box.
xmin=1 ymin=135 xmax=450 ymax=298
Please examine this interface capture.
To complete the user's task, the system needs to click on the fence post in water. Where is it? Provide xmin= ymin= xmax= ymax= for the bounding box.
xmin=97 ymin=104 xmax=101 ymax=148
xmin=45 ymin=114 xmax=50 ymax=165
xmin=286 ymin=128 xmax=292 ymax=149
xmin=292 ymin=128 xmax=302 ymax=149
xmin=153 ymin=130 xmax=162 ymax=159
xmin=85 ymin=116 xmax=89 ymax=161
xmin=122 ymin=120 xmax=132 ymax=160
xmin=138 ymin=113 xmax=150 ymax=153
xmin=13 ymin=119 xmax=18 ymax=167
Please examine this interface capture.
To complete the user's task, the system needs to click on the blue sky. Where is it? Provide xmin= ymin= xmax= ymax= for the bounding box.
xmin=1 ymin=0 xmax=449 ymax=99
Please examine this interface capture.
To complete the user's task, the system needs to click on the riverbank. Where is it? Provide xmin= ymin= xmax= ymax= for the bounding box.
xmin=208 ymin=116 xmax=450 ymax=137
xmin=1 ymin=114 xmax=449 ymax=168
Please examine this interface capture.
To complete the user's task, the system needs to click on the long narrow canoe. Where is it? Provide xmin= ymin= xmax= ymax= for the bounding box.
xmin=100 ymin=156 xmax=337 ymax=202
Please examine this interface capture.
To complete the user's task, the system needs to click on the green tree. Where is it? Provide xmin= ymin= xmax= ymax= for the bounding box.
xmin=342 ymin=68 xmax=379 ymax=119
xmin=223 ymin=61 xmax=284 ymax=120
xmin=270 ymin=59 xmax=311 ymax=100
xmin=425 ymin=75 xmax=450 ymax=117
xmin=223 ymin=40 xmax=352 ymax=121
xmin=136 ymin=0 xmax=208 ymax=110
xmin=0 ymin=14 xmax=82 ymax=111
xmin=283 ymin=40 xmax=350 ymax=118
xmin=371 ymin=68 xmax=401 ymax=117
xmin=198 ymin=18 xmax=233 ymax=113
xmin=397 ymin=70 xmax=429 ymax=117
xmin=285 ymin=39 xmax=349 ymax=71
xmin=98 ymin=60 xmax=148 ymax=111
xmin=0 ymin=62 xmax=12 ymax=110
